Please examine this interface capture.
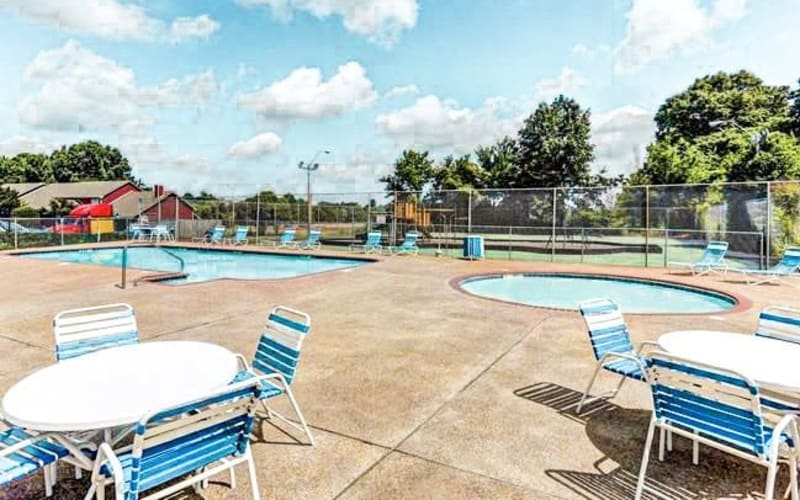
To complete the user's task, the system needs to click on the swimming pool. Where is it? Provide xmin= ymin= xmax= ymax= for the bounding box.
xmin=457 ymin=273 xmax=737 ymax=314
xmin=21 ymin=246 xmax=369 ymax=284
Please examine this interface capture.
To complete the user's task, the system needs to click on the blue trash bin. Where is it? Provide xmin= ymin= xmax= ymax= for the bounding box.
xmin=463 ymin=235 xmax=484 ymax=260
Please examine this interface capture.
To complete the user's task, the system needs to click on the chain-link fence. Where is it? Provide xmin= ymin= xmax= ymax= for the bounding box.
xmin=4 ymin=180 xmax=800 ymax=270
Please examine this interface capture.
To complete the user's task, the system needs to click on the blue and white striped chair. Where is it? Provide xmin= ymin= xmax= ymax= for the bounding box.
xmin=273 ymin=228 xmax=297 ymax=249
xmin=297 ymin=229 xmax=322 ymax=250
xmin=635 ymin=352 xmax=800 ymax=500
xmin=388 ymin=231 xmax=420 ymax=255
xmin=0 ymin=427 xmax=72 ymax=497
xmin=669 ymin=240 xmax=729 ymax=276
xmin=235 ymin=305 xmax=314 ymax=445
xmin=739 ymin=247 xmax=800 ymax=286
xmin=576 ymin=299 xmax=655 ymax=414
xmin=228 ymin=225 xmax=249 ymax=246
xmin=53 ymin=304 xmax=139 ymax=361
xmin=754 ymin=306 xmax=800 ymax=412
xmin=349 ymin=231 xmax=382 ymax=254
xmin=84 ymin=378 xmax=263 ymax=500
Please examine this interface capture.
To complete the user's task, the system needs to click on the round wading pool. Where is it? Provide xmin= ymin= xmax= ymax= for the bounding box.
xmin=457 ymin=273 xmax=738 ymax=314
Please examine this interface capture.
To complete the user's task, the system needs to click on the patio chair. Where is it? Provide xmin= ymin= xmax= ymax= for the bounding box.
xmin=576 ymin=298 xmax=656 ymax=414
xmin=388 ymin=231 xmax=420 ymax=256
xmin=129 ymin=223 xmax=150 ymax=241
xmin=754 ymin=306 xmax=800 ymax=412
xmin=53 ymin=303 xmax=139 ymax=361
xmin=668 ymin=240 xmax=728 ymax=276
xmin=349 ymin=231 xmax=382 ymax=254
xmin=148 ymin=224 xmax=173 ymax=242
xmin=737 ymin=247 xmax=800 ymax=286
xmin=0 ymin=427 xmax=72 ymax=497
xmin=296 ymin=229 xmax=321 ymax=250
xmin=634 ymin=352 xmax=800 ymax=500
xmin=84 ymin=378 xmax=263 ymax=500
xmin=273 ymin=227 xmax=297 ymax=249
xmin=234 ymin=305 xmax=315 ymax=445
xmin=228 ymin=225 xmax=249 ymax=246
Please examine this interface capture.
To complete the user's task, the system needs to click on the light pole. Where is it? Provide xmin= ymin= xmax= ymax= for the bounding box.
xmin=709 ymin=119 xmax=770 ymax=152
xmin=298 ymin=149 xmax=331 ymax=232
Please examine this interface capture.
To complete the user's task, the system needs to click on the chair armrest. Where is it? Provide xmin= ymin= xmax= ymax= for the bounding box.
xmin=597 ymin=351 xmax=648 ymax=381
xmin=768 ymin=414 xmax=799 ymax=458
xmin=94 ymin=442 xmax=126 ymax=498
xmin=235 ymin=353 xmax=251 ymax=372
xmin=0 ymin=431 xmax=62 ymax=458
xmin=636 ymin=341 xmax=660 ymax=354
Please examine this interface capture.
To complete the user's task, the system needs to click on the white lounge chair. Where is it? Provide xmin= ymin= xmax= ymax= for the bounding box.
xmin=349 ymin=231 xmax=382 ymax=254
xmin=273 ymin=228 xmax=297 ymax=249
xmin=388 ymin=231 xmax=420 ymax=255
xmin=669 ymin=240 xmax=728 ymax=276
xmin=296 ymin=229 xmax=321 ymax=250
xmin=737 ymin=247 xmax=800 ymax=286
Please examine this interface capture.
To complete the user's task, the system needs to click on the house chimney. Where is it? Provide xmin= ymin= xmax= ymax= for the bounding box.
xmin=154 ymin=184 xmax=164 ymax=197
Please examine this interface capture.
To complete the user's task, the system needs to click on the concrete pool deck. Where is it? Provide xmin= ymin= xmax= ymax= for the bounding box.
xmin=0 ymin=247 xmax=797 ymax=499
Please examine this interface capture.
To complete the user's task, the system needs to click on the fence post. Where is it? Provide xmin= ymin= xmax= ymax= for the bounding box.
xmin=508 ymin=226 xmax=512 ymax=260
xmin=467 ymin=190 xmax=472 ymax=234
xmin=174 ymin=195 xmax=179 ymax=241
xmin=664 ymin=228 xmax=669 ymax=268
xmin=644 ymin=185 xmax=650 ymax=268
xmin=392 ymin=190 xmax=398 ymax=245
xmin=60 ymin=217 xmax=64 ymax=246
xmin=551 ymin=188 xmax=557 ymax=262
xmin=13 ymin=217 xmax=18 ymax=249
xmin=273 ymin=205 xmax=277 ymax=236
xmin=580 ymin=227 xmax=585 ymax=264
xmin=765 ymin=181 xmax=771 ymax=269
xmin=255 ymin=191 xmax=261 ymax=244
xmin=366 ymin=195 xmax=372 ymax=233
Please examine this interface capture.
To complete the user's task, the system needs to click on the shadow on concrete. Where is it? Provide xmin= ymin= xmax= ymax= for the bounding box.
xmin=516 ymin=381 xmax=779 ymax=499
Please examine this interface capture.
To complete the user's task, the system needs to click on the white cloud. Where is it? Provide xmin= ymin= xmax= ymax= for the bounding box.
xmin=235 ymin=0 xmax=418 ymax=47
xmin=228 ymin=132 xmax=283 ymax=159
xmin=534 ymin=67 xmax=589 ymax=101
xmin=169 ymin=14 xmax=220 ymax=42
xmin=571 ymin=43 xmax=610 ymax=59
xmin=236 ymin=61 xmax=377 ymax=120
xmin=384 ymin=84 xmax=420 ymax=98
xmin=0 ymin=135 xmax=53 ymax=156
xmin=0 ymin=0 xmax=219 ymax=42
xmin=18 ymin=41 xmax=218 ymax=132
xmin=591 ymin=105 xmax=655 ymax=176
xmin=614 ymin=0 xmax=748 ymax=74
xmin=375 ymin=95 xmax=520 ymax=152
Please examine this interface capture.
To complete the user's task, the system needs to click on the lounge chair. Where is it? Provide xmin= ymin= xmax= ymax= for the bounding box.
xmin=634 ymin=352 xmax=800 ymax=500
xmin=576 ymin=298 xmax=656 ymax=414
xmin=668 ymin=240 xmax=728 ymax=276
xmin=737 ymin=247 xmax=800 ymax=286
xmin=234 ymin=305 xmax=315 ymax=445
xmin=53 ymin=303 xmax=139 ymax=361
xmin=208 ymin=226 xmax=226 ymax=245
xmin=227 ymin=225 xmax=249 ymax=246
xmin=753 ymin=306 xmax=800 ymax=411
xmin=296 ymin=229 xmax=321 ymax=250
xmin=84 ymin=378 xmax=263 ymax=500
xmin=129 ymin=223 xmax=150 ymax=241
xmin=349 ymin=231 xmax=382 ymax=254
xmin=273 ymin=228 xmax=297 ymax=249
xmin=388 ymin=231 xmax=420 ymax=255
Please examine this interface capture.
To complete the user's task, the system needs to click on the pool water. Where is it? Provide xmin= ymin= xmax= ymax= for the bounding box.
xmin=21 ymin=246 xmax=368 ymax=284
xmin=459 ymin=273 xmax=736 ymax=314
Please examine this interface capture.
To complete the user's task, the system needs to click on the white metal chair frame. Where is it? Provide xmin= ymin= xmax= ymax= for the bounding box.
xmin=669 ymin=240 xmax=729 ymax=276
xmin=576 ymin=298 xmax=657 ymax=414
xmin=635 ymin=352 xmax=800 ymax=500
xmin=740 ymin=247 xmax=800 ymax=287
xmin=53 ymin=304 xmax=139 ymax=362
xmin=84 ymin=378 xmax=264 ymax=500
xmin=237 ymin=305 xmax=315 ymax=446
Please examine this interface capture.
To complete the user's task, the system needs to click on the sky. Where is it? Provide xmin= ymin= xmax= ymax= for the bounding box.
xmin=0 ymin=0 xmax=799 ymax=197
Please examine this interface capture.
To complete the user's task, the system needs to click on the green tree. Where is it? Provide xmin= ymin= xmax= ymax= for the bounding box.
xmin=654 ymin=70 xmax=793 ymax=143
xmin=432 ymin=154 xmax=486 ymax=191
xmin=0 ymin=187 xmax=20 ymax=216
xmin=379 ymin=149 xmax=435 ymax=193
xmin=514 ymin=95 xmax=594 ymax=188
xmin=475 ymin=136 xmax=518 ymax=188
xmin=48 ymin=141 xmax=134 ymax=183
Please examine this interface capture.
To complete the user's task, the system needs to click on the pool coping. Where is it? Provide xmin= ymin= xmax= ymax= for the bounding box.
xmin=9 ymin=243 xmax=380 ymax=286
xmin=448 ymin=270 xmax=752 ymax=316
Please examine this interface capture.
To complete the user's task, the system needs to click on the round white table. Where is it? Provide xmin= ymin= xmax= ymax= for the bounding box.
xmin=658 ymin=330 xmax=800 ymax=392
xmin=1 ymin=341 xmax=239 ymax=432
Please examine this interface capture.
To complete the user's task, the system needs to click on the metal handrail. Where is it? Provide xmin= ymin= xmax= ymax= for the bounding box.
xmin=117 ymin=244 xmax=185 ymax=289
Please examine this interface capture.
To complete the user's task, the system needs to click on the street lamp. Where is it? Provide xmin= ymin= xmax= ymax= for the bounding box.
xmin=708 ymin=119 xmax=770 ymax=151
xmin=298 ymin=149 xmax=331 ymax=232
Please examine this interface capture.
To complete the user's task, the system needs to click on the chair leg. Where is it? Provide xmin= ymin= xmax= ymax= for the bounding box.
xmin=96 ymin=484 xmax=105 ymax=500
xmin=283 ymin=386 xmax=315 ymax=446
xmin=667 ymin=429 xmax=673 ymax=451
xmin=230 ymin=467 xmax=237 ymax=489
xmin=245 ymin=447 xmax=261 ymax=500
xmin=75 ymin=465 xmax=83 ymax=479
xmin=789 ymin=453 xmax=799 ymax=500
xmin=43 ymin=466 xmax=53 ymax=497
xmin=634 ymin=417 xmax=658 ymax=500
xmin=50 ymin=463 xmax=58 ymax=485
xmin=658 ymin=427 xmax=665 ymax=462
xmin=83 ymin=483 xmax=96 ymax=500
xmin=260 ymin=400 xmax=273 ymax=420
xmin=765 ymin=452 xmax=780 ymax=500
xmin=576 ymin=363 xmax=605 ymax=414
xmin=692 ymin=431 xmax=699 ymax=465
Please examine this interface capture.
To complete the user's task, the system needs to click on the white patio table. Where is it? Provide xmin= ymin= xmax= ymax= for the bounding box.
xmin=658 ymin=330 xmax=800 ymax=394
xmin=1 ymin=341 xmax=239 ymax=439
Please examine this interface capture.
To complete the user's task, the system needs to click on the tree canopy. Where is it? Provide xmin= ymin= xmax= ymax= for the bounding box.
xmin=0 ymin=141 xmax=136 ymax=185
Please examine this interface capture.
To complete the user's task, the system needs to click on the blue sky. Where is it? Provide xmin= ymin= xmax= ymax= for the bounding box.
xmin=0 ymin=0 xmax=798 ymax=196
